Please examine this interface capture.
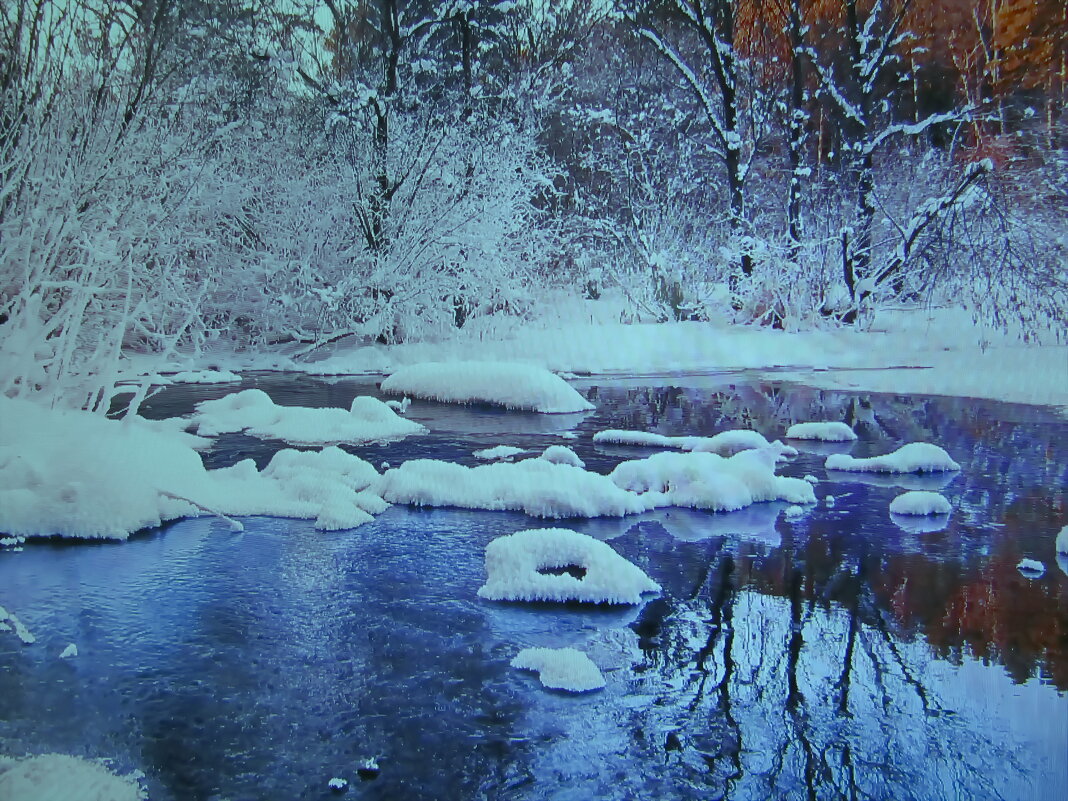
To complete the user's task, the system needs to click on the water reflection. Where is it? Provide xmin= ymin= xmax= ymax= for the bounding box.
xmin=2 ymin=375 xmax=1065 ymax=799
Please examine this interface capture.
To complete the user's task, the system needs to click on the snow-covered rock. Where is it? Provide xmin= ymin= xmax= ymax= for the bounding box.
xmin=538 ymin=445 xmax=585 ymax=468
xmin=473 ymin=445 xmax=525 ymax=461
xmin=191 ymin=389 xmax=426 ymax=445
xmin=1056 ymin=525 xmax=1068 ymax=555
xmin=375 ymin=459 xmax=645 ymax=519
xmin=511 ymin=647 xmax=606 ymax=692
xmin=327 ymin=777 xmax=348 ymax=791
xmin=825 ymin=442 xmax=960 ymax=473
xmin=889 ymin=491 xmax=952 ymax=516
xmin=0 ymin=754 xmax=145 ymax=801
xmin=608 ymin=449 xmax=816 ymax=512
xmin=1017 ymin=558 xmax=1045 ymax=577
xmin=381 ymin=362 xmax=594 ymax=413
xmin=784 ymin=505 xmax=805 ymax=519
xmin=477 ymin=528 xmax=660 ymax=604
xmin=785 ymin=421 xmax=858 ymax=441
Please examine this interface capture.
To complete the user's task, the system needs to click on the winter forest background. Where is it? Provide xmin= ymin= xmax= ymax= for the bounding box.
xmin=1 ymin=0 xmax=1066 ymax=408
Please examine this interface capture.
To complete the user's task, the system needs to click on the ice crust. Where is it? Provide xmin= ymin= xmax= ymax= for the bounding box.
xmin=511 ymin=647 xmax=606 ymax=692
xmin=0 ymin=754 xmax=145 ymax=801
xmin=825 ymin=442 xmax=960 ymax=473
xmin=478 ymin=528 xmax=660 ymax=604
xmin=889 ymin=491 xmax=952 ymax=516
xmin=785 ymin=421 xmax=858 ymax=441
xmin=380 ymin=361 xmax=594 ymax=413
xmin=190 ymin=389 xmax=426 ymax=445
xmin=1017 ymin=558 xmax=1045 ymax=576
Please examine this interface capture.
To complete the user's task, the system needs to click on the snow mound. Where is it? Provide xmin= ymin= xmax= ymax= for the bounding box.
xmin=0 ymin=754 xmax=145 ymax=801
xmin=608 ymin=449 xmax=816 ymax=512
xmin=593 ymin=428 xmax=795 ymax=459
xmin=889 ymin=491 xmax=952 ymax=516
xmin=478 ymin=528 xmax=660 ymax=604
xmin=0 ymin=398 xmax=388 ymax=539
xmin=473 ymin=445 xmax=525 ymax=461
xmin=168 ymin=369 xmax=241 ymax=384
xmin=1056 ymin=526 xmax=1068 ymax=555
xmin=786 ymin=421 xmax=858 ymax=441
xmin=191 ymin=389 xmax=426 ymax=445
xmin=375 ymin=459 xmax=645 ymax=519
xmin=381 ymin=361 xmax=594 ymax=413
xmin=825 ymin=442 xmax=960 ymax=473
xmin=1017 ymin=558 xmax=1045 ymax=577
xmin=539 ymin=445 xmax=585 ymax=468
xmin=511 ymin=646 xmax=606 ymax=692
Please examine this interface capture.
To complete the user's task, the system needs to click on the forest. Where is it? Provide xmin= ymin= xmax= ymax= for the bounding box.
xmin=1 ymin=0 xmax=1065 ymax=407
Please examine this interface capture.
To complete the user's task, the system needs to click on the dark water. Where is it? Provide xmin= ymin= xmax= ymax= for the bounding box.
xmin=1 ymin=373 xmax=1066 ymax=801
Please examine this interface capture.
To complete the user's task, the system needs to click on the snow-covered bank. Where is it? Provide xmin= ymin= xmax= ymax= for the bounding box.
xmin=0 ymin=397 xmax=390 ymax=539
xmin=265 ymin=305 xmax=1064 ymax=412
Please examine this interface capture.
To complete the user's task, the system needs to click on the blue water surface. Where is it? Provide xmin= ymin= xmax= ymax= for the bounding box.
xmin=1 ymin=373 xmax=1066 ymax=800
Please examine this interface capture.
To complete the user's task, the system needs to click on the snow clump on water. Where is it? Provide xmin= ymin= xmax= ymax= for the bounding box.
xmin=593 ymin=428 xmax=797 ymax=459
xmin=0 ymin=754 xmax=146 ymax=801
xmin=375 ymin=459 xmax=645 ymax=519
xmin=1017 ymin=558 xmax=1045 ymax=577
xmin=889 ymin=491 xmax=952 ymax=516
xmin=380 ymin=361 xmax=595 ymax=413
xmin=511 ymin=647 xmax=606 ymax=692
xmin=477 ymin=528 xmax=660 ymax=604
xmin=608 ymin=449 xmax=816 ymax=512
xmin=785 ymin=421 xmax=858 ymax=441
xmin=538 ymin=445 xmax=585 ymax=468
xmin=473 ymin=445 xmax=525 ymax=461
xmin=189 ymin=389 xmax=426 ymax=446
xmin=1056 ymin=525 xmax=1068 ymax=554
xmin=826 ymin=442 xmax=960 ymax=473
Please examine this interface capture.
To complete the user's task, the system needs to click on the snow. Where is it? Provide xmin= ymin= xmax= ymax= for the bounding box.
xmin=380 ymin=361 xmax=594 ymax=413
xmin=376 ymin=459 xmax=645 ymax=519
xmin=167 ymin=369 xmax=241 ymax=384
xmin=1017 ymin=558 xmax=1045 ymax=577
xmin=190 ymin=389 xmax=426 ymax=446
xmin=327 ymin=777 xmax=348 ymax=791
xmin=803 ymin=475 xmax=819 ymax=483
xmin=473 ymin=445 xmax=525 ymax=461
xmin=784 ymin=505 xmax=805 ymax=519
xmin=0 ymin=397 xmax=389 ymax=539
xmin=608 ymin=449 xmax=816 ymax=512
xmin=0 ymin=605 xmax=35 ymax=644
xmin=539 ymin=445 xmax=585 ymax=468
xmin=0 ymin=754 xmax=145 ymax=801
xmin=59 ymin=643 xmax=78 ymax=659
xmin=785 ymin=421 xmax=857 ymax=441
xmin=511 ymin=647 xmax=606 ymax=692
xmin=825 ymin=442 xmax=960 ymax=473
xmin=1056 ymin=526 xmax=1068 ymax=555
xmin=593 ymin=428 xmax=797 ymax=458
xmin=889 ymin=491 xmax=952 ymax=516
xmin=289 ymin=306 xmax=1067 ymax=414
xmin=477 ymin=528 xmax=660 ymax=604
